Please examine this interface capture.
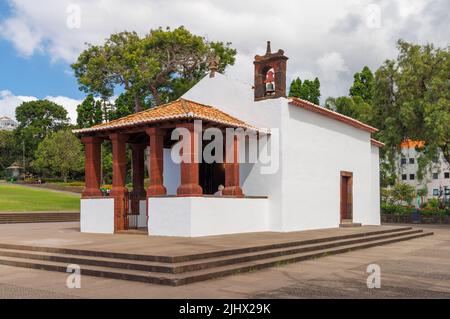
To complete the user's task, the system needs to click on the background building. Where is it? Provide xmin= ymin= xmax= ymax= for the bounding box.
xmin=0 ymin=116 xmax=18 ymax=131
xmin=398 ymin=140 xmax=450 ymax=204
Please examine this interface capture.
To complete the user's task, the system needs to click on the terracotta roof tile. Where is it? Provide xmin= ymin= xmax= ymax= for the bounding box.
xmin=73 ymin=99 xmax=263 ymax=134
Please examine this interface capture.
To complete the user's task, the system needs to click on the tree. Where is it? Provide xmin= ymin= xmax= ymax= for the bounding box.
xmin=0 ymin=131 xmax=19 ymax=177
xmin=33 ymin=130 xmax=84 ymax=182
xmin=325 ymin=96 xmax=373 ymax=124
xmin=372 ymin=40 xmax=450 ymax=181
xmin=15 ymin=100 xmax=69 ymax=161
xmin=349 ymin=66 xmax=375 ymax=103
xmin=390 ymin=182 xmax=416 ymax=205
xmin=72 ymin=27 xmax=237 ymax=112
xmin=288 ymin=77 xmax=321 ymax=104
xmin=76 ymin=95 xmax=104 ymax=128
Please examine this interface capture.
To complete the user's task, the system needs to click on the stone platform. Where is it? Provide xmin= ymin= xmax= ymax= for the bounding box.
xmin=0 ymin=222 xmax=433 ymax=286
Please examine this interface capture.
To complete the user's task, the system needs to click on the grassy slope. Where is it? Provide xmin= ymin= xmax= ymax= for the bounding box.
xmin=0 ymin=183 xmax=80 ymax=212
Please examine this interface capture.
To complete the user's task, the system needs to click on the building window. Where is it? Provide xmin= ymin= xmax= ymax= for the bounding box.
xmin=402 ymin=174 xmax=407 ymax=181
xmin=401 ymin=158 xmax=407 ymax=165
xmin=433 ymin=189 xmax=439 ymax=196
xmin=409 ymin=174 xmax=415 ymax=180
xmin=445 ymin=172 xmax=450 ymax=179
xmin=432 ymin=173 xmax=439 ymax=180
xmin=445 ymin=188 xmax=450 ymax=196
xmin=409 ymin=158 xmax=415 ymax=164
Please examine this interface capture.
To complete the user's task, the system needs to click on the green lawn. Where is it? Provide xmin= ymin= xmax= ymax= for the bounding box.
xmin=0 ymin=183 xmax=80 ymax=212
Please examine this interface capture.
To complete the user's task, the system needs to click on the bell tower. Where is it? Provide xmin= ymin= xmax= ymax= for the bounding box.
xmin=254 ymin=41 xmax=289 ymax=101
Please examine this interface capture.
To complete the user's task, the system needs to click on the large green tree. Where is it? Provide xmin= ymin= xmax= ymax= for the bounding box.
xmin=0 ymin=131 xmax=19 ymax=177
xmin=33 ymin=130 xmax=84 ymax=182
xmin=288 ymin=77 xmax=321 ymax=104
xmin=15 ymin=100 xmax=69 ymax=161
xmin=72 ymin=26 xmax=237 ymax=113
xmin=373 ymin=40 xmax=450 ymax=180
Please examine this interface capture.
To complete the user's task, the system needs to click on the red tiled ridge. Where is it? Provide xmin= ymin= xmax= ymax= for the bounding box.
xmin=400 ymin=139 xmax=425 ymax=149
xmin=289 ymin=98 xmax=378 ymax=134
xmin=371 ymin=139 xmax=385 ymax=148
xmin=73 ymin=99 xmax=262 ymax=134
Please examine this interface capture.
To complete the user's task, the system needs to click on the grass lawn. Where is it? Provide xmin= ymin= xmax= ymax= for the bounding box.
xmin=0 ymin=183 xmax=80 ymax=212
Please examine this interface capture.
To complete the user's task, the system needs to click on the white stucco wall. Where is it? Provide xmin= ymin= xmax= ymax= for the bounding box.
xmin=281 ymin=105 xmax=374 ymax=231
xmin=148 ymin=197 xmax=269 ymax=237
xmin=163 ymin=148 xmax=180 ymax=195
xmin=80 ymin=198 xmax=114 ymax=234
xmin=369 ymin=145 xmax=381 ymax=225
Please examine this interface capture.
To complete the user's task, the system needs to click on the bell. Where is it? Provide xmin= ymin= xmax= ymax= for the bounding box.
xmin=265 ymin=82 xmax=275 ymax=94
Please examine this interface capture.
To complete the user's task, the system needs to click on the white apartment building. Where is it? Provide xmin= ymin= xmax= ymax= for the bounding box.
xmin=398 ymin=140 xmax=450 ymax=203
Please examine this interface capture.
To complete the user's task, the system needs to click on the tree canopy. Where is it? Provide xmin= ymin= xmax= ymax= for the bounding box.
xmin=72 ymin=26 xmax=237 ymax=113
xmin=288 ymin=77 xmax=321 ymax=104
xmin=349 ymin=66 xmax=375 ymax=103
xmin=373 ymin=40 xmax=450 ymax=181
xmin=33 ymin=130 xmax=84 ymax=182
xmin=15 ymin=100 xmax=70 ymax=161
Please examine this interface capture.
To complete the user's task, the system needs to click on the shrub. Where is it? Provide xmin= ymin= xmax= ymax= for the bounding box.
xmin=426 ymin=198 xmax=440 ymax=209
xmin=381 ymin=203 xmax=413 ymax=215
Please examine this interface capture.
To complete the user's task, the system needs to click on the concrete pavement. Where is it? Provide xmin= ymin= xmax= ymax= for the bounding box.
xmin=0 ymin=224 xmax=448 ymax=298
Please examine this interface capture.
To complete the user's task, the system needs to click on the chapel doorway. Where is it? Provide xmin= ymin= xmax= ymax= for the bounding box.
xmin=340 ymin=171 xmax=353 ymax=222
xmin=200 ymin=162 xmax=225 ymax=195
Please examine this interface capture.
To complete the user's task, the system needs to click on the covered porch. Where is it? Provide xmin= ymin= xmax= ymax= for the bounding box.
xmin=74 ymin=99 xmax=269 ymax=237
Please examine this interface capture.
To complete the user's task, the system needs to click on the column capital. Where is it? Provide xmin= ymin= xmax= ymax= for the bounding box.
xmin=81 ymin=136 xmax=103 ymax=145
xmin=109 ymin=133 xmax=129 ymax=143
xmin=146 ymin=127 xmax=166 ymax=136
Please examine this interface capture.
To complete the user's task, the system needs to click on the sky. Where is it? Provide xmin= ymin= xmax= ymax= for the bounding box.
xmin=0 ymin=0 xmax=449 ymax=123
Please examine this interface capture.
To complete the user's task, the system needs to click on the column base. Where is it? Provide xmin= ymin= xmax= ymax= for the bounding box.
xmin=82 ymin=188 xmax=103 ymax=198
xmin=223 ymin=186 xmax=244 ymax=197
xmin=146 ymin=185 xmax=167 ymax=196
xmin=177 ymin=184 xmax=203 ymax=197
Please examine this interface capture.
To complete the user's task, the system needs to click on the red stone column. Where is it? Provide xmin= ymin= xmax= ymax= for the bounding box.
xmin=109 ymin=133 xmax=129 ymax=232
xmin=223 ymin=134 xmax=244 ymax=197
xmin=146 ymin=128 xmax=167 ymax=196
xmin=130 ymin=143 xmax=146 ymax=214
xmin=81 ymin=137 xmax=103 ymax=198
xmin=176 ymin=123 xmax=203 ymax=196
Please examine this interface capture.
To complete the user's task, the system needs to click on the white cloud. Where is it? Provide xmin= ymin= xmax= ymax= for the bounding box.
xmin=0 ymin=90 xmax=81 ymax=124
xmin=0 ymin=0 xmax=448 ymax=101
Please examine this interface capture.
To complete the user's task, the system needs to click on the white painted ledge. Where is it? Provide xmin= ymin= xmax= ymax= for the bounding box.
xmin=148 ymin=197 xmax=269 ymax=237
xmin=80 ymin=198 xmax=114 ymax=234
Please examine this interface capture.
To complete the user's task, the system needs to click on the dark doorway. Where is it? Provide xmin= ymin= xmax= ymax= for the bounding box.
xmin=340 ymin=171 xmax=353 ymax=222
xmin=200 ymin=162 xmax=225 ymax=195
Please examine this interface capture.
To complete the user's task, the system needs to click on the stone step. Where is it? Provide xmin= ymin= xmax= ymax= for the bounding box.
xmin=0 ymin=226 xmax=413 ymax=264
xmin=0 ymin=228 xmax=422 ymax=274
xmin=0 ymin=231 xmax=433 ymax=286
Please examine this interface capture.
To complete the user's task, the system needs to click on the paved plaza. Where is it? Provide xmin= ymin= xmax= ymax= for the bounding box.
xmin=0 ymin=223 xmax=448 ymax=298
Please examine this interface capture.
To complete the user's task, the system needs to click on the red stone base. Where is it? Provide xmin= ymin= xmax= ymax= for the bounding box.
xmin=177 ymin=183 xmax=203 ymax=197
xmin=223 ymin=186 xmax=244 ymax=197
xmin=82 ymin=188 xmax=103 ymax=198
xmin=110 ymin=187 xmax=128 ymax=232
xmin=147 ymin=185 xmax=167 ymax=196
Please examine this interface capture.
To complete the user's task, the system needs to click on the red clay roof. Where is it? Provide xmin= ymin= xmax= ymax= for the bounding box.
xmin=400 ymin=139 xmax=425 ymax=149
xmin=289 ymin=98 xmax=378 ymax=134
xmin=73 ymin=99 xmax=261 ymax=134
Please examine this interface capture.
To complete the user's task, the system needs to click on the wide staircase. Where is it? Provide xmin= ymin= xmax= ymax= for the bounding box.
xmin=0 ymin=226 xmax=432 ymax=286
xmin=0 ymin=212 xmax=80 ymax=224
